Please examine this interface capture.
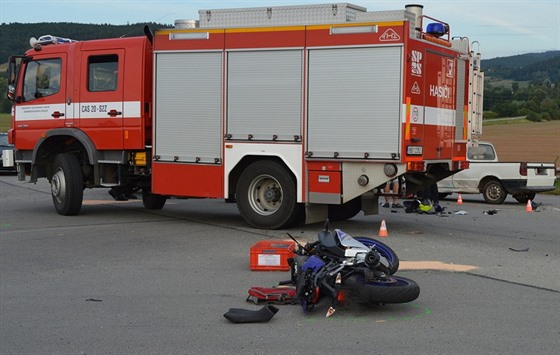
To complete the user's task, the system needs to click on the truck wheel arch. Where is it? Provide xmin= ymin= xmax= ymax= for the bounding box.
xmin=228 ymin=155 xmax=300 ymax=201
xmin=31 ymin=128 xmax=98 ymax=166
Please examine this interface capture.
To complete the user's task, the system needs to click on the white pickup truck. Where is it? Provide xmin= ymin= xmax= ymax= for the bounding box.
xmin=437 ymin=142 xmax=557 ymax=204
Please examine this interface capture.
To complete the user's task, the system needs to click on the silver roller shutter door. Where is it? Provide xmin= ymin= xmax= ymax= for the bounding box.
xmin=307 ymin=46 xmax=402 ymax=159
xmin=154 ymin=52 xmax=222 ymax=163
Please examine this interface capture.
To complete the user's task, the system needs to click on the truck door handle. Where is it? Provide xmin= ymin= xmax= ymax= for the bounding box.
xmin=107 ymin=110 xmax=122 ymax=117
xmin=51 ymin=111 xmax=64 ymax=118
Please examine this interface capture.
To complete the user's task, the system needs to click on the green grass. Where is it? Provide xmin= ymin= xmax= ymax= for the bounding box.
xmin=0 ymin=112 xmax=11 ymax=132
xmin=483 ymin=117 xmax=529 ymax=126
xmin=544 ymin=177 xmax=560 ymax=195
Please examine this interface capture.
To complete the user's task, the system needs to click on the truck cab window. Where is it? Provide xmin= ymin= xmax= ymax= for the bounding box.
xmin=88 ymin=55 xmax=118 ymax=92
xmin=481 ymin=144 xmax=496 ymax=160
xmin=23 ymin=58 xmax=61 ymax=101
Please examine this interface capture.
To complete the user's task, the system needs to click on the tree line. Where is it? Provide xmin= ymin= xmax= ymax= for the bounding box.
xmin=482 ymin=51 xmax=560 ymax=121
xmin=484 ymin=79 xmax=560 ymax=122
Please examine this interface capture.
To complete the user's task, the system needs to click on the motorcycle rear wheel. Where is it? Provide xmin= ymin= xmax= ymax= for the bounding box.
xmin=343 ymin=275 xmax=420 ymax=304
xmin=354 ymin=237 xmax=399 ymax=275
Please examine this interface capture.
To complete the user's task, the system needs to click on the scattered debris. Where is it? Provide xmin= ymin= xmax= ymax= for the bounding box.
xmin=508 ymin=247 xmax=529 ymax=252
xmin=484 ymin=209 xmax=498 ymax=215
xmin=85 ymin=298 xmax=102 ymax=302
xmin=223 ymin=305 xmax=279 ymax=323
xmin=454 ymin=210 xmax=469 ymax=215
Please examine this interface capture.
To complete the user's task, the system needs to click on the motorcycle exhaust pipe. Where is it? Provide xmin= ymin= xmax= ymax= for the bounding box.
xmin=365 ymin=251 xmax=392 ymax=274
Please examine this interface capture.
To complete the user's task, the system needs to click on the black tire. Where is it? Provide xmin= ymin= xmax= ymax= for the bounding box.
xmin=51 ymin=153 xmax=83 ymax=216
xmin=236 ymin=160 xmax=304 ymax=229
xmin=354 ymin=237 xmax=399 ymax=275
xmin=438 ymin=193 xmax=450 ymax=200
xmin=328 ymin=197 xmax=362 ymax=221
xmin=343 ymin=275 xmax=420 ymax=304
xmin=482 ymin=180 xmax=507 ymax=204
xmin=142 ymin=188 xmax=167 ymax=209
xmin=513 ymin=192 xmax=536 ymax=204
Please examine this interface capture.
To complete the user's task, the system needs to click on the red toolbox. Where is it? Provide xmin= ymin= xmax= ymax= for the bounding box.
xmin=250 ymin=240 xmax=296 ymax=271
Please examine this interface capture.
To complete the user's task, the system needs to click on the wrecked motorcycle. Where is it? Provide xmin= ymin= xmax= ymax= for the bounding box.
xmin=287 ymin=221 xmax=420 ymax=312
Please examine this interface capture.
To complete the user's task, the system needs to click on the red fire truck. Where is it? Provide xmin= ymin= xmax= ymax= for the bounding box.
xmin=5 ymin=3 xmax=483 ymax=229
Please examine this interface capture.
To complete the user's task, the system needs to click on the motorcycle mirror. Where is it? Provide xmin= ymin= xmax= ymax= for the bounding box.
xmin=323 ymin=219 xmax=330 ymax=232
xmin=286 ymin=233 xmax=302 ymax=248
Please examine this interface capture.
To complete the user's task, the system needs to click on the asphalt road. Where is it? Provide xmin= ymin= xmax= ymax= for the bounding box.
xmin=1 ymin=174 xmax=559 ymax=354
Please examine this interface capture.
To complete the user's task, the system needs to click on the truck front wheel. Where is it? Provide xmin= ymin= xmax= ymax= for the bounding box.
xmin=51 ymin=153 xmax=84 ymax=215
xmin=482 ymin=180 xmax=507 ymax=204
xmin=236 ymin=160 xmax=303 ymax=229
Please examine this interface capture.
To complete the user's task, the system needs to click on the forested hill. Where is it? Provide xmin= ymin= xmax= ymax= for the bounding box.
xmin=482 ymin=51 xmax=560 ymax=83
xmin=0 ymin=22 xmax=172 ymax=62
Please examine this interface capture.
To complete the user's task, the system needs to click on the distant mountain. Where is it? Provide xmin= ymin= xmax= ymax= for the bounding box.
xmin=483 ymin=51 xmax=559 ymax=69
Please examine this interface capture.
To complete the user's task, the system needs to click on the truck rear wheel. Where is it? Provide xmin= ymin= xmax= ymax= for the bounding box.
xmin=142 ymin=188 xmax=167 ymax=210
xmin=236 ymin=160 xmax=303 ymax=229
xmin=438 ymin=193 xmax=450 ymax=200
xmin=51 ymin=153 xmax=83 ymax=215
xmin=482 ymin=180 xmax=507 ymax=204
xmin=328 ymin=197 xmax=362 ymax=221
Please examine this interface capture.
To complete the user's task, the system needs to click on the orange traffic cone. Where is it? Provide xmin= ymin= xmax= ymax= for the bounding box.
xmin=457 ymin=193 xmax=463 ymax=204
xmin=378 ymin=219 xmax=388 ymax=237
xmin=526 ymin=199 xmax=533 ymax=212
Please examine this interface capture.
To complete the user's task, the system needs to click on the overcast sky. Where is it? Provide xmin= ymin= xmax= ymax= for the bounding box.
xmin=1 ymin=0 xmax=558 ymax=59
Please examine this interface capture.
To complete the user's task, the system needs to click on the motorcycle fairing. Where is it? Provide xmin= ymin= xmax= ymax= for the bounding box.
xmin=335 ymin=229 xmax=371 ymax=258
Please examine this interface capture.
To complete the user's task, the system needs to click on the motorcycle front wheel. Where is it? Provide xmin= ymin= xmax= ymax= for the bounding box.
xmin=343 ymin=275 xmax=420 ymax=304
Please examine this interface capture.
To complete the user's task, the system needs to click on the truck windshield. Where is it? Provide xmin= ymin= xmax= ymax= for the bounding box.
xmin=23 ymin=58 xmax=61 ymax=101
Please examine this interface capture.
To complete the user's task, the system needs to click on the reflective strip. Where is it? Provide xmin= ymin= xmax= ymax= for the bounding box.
xmin=15 ymin=103 xmax=66 ymax=120
xmin=14 ymin=101 xmax=141 ymax=121
xmin=424 ymin=106 xmax=455 ymax=127
xmin=404 ymin=97 xmax=411 ymax=140
xmin=79 ymin=101 xmax=140 ymax=119
xmin=401 ymin=104 xmax=456 ymax=127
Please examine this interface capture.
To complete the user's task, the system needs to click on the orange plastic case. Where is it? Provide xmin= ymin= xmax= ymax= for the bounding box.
xmin=250 ymin=241 xmax=296 ymax=271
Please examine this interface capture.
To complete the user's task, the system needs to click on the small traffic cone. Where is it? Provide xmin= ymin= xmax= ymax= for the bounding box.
xmin=457 ymin=194 xmax=463 ymax=204
xmin=378 ymin=219 xmax=388 ymax=237
xmin=525 ymin=199 xmax=533 ymax=212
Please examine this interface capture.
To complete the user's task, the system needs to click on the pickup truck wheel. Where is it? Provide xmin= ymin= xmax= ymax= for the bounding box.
xmin=237 ymin=160 xmax=304 ymax=229
xmin=482 ymin=180 xmax=507 ymax=204
xmin=513 ymin=192 xmax=536 ymax=204
xmin=51 ymin=153 xmax=83 ymax=215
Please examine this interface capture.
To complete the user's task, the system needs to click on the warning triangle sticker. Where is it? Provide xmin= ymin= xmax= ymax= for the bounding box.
xmin=411 ymin=82 xmax=421 ymax=94
xmin=380 ymin=29 xmax=400 ymax=41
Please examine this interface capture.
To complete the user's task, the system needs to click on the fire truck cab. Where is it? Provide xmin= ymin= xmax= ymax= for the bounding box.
xmin=6 ymin=3 xmax=483 ymax=229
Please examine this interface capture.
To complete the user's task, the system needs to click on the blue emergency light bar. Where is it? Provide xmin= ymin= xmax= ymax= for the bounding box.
xmin=426 ymin=23 xmax=448 ymax=37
